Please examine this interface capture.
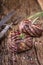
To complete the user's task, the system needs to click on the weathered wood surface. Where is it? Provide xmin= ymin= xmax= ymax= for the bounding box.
xmin=0 ymin=0 xmax=43 ymax=65
xmin=38 ymin=0 xmax=43 ymax=10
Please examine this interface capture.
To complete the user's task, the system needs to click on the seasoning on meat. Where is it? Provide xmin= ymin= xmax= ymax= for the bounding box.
xmin=19 ymin=19 xmax=43 ymax=37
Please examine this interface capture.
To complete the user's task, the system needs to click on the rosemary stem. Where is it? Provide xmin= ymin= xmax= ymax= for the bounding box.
xmin=28 ymin=11 xmax=43 ymax=19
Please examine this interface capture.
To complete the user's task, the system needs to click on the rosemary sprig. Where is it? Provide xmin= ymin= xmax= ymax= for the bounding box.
xmin=19 ymin=33 xmax=25 ymax=39
xmin=32 ymin=17 xmax=39 ymax=24
xmin=28 ymin=11 xmax=43 ymax=19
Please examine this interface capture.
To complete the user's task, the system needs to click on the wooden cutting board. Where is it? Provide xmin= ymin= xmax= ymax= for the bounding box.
xmin=0 ymin=0 xmax=43 ymax=65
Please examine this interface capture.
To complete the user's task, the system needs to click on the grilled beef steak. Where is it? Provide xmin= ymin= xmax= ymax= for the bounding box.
xmin=19 ymin=19 xmax=43 ymax=37
xmin=7 ymin=30 xmax=33 ymax=53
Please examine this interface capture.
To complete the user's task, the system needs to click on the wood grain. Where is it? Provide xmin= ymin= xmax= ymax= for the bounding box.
xmin=38 ymin=0 xmax=43 ymax=10
xmin=0 ymin=0 xmax=43 ymax=65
